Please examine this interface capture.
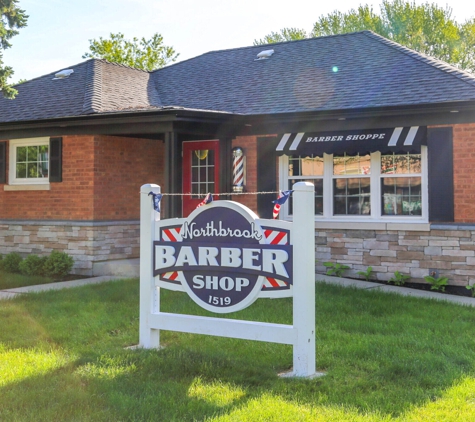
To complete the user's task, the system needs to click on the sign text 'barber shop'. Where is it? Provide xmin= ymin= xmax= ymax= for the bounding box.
xmin=153 ymin=202 xmax=293 ymax=313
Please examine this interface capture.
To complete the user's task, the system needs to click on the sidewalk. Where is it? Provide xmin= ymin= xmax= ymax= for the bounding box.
xmin=1 ymin=274 xmax=474 ymax=307
xmin=0 ymin=276 xmax=119 ymax=300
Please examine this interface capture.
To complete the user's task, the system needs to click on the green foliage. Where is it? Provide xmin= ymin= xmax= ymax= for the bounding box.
xmin=255 ymin=0 xmax=475 ymax=72
xmin=466 ymin=284 xmax=475 ymax=297
xmin=43 ymin=251 xmax=74 ymax=278
xmin=424 ymin=274 xmax=449 ymax=292
xmin=19 ymin=254 xmax=47 ymax=276
xmin=323 ymin=261 xmax=350 ymax=277
xmin=82 ymin=32 xmax=179 ymax=71
xmin=253 ymin=27 xmax=308 ymax=45
xmin=388 ymin=270 xmax=410 ymax=286
xmin=0 ymin=0 xmax=28 ymax=99
xmin=2 ymin=252 xmax=23 ymax=273
xmin=357 ymin=266 xmax=373 ymax=281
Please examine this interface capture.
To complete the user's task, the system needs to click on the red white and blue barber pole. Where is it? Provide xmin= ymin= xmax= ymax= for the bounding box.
xmin=139 ymin=182 xmax=319 ymax=378
xmin=232 ymin=147 xmax=245 ymax=193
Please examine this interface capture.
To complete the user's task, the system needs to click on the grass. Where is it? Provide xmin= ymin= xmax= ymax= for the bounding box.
xmin=0 ymin=270 xmax=59 ymax=290
xmin=1 ymin=279 xmax=475 ymax=421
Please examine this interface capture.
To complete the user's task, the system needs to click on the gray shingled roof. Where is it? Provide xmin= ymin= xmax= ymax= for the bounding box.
xmin=2 ymin=30 xmax=475 ymax=123
xmin=152 ymin=31 xmax=475 ymax=114
xmin=0 ymin=60 xmax=161 ymax=122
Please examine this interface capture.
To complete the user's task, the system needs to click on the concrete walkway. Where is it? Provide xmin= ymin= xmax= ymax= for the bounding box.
xmin=0 ymin=276 xmax=119 ymax=300
xmin=1 ymin=273 xmax=474 ymax=307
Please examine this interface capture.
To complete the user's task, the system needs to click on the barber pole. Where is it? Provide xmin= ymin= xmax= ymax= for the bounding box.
xmin=232 ymin=147 xmax=244 ymax=193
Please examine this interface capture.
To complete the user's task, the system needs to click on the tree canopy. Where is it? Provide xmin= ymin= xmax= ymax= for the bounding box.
xmin=82 ymin=32 xmax=179 ymax=71
xmin=1 ymin=0 xmax=28 ymax=99
xmin=254 ymin=0 xmax=475 ymax=72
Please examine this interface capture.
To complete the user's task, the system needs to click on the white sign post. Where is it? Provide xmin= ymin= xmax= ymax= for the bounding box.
xmin=139 ymin=182 xmax=320 ymax=377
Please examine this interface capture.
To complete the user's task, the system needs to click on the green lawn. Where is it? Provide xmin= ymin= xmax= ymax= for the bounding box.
xmin=0 ymin=270 xmax=58 ymax=290
xmin=1 ymin=279 xmax=474 ymax=421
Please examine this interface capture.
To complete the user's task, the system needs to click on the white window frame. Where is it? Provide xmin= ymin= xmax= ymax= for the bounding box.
xmin=279 ymin=146 xmax=428 ymax=223
xmin=8 ymin=137 xmax=50 ymax=186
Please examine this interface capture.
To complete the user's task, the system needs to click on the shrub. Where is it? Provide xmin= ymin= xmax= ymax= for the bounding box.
xmin=2 ymin=252 xmax=23 ymax=274
xmin=357 ymin=266 xmax=373 ymax=281
xmin=323 ymin=262 xmax=350 ymax=277
xmin=19 ymin=254 xmax=47 ymax=276
xmin=424 ymin=274 xmax=448 ymax=292
xmin=43 ymin=251 xmax=74 ymax=278
xmin=388 ymin=271 xmax=410 ymax=286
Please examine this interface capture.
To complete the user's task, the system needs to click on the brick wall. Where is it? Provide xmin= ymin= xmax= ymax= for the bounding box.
xmin=1 ymin=135 xmax=95 ymax=220
xmin=1 ymin=135 xmax=164 ymax=221
xmin=453 ymin=123 xmax=475 ymax=222
xmin=92 ymin=135 xmax=165 ymax=220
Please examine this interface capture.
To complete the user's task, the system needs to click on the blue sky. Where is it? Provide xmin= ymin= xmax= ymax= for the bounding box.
xmin=4 ymin=0 xmax=475 ymax=82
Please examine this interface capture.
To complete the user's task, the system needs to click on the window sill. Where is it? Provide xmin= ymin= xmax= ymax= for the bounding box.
xmin=312 ymin=221 xmax=430 ymax=232
xmin=4 ymin=184 xmax=50 ymax=191
xmin=283 ymin=218 xmax=430 ymax=231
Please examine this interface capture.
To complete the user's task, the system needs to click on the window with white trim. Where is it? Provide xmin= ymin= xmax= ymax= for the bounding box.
xmin=9 ymin=138 xmax=50 ymax=185
xmin=280 ymin=147 xmax=427 ymax=222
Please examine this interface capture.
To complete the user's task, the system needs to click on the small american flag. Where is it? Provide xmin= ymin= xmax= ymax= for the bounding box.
xmin=148 ymin=192 xmax=163 ymax=212
xmin=272 ymin=190 xmax=292 ymax=219
xmin=196 ymin=193 xmax=213 ymax=209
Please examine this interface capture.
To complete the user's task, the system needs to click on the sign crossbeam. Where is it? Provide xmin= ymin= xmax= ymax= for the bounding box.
xmin=149 ymin=312 xmax=297 ymax=345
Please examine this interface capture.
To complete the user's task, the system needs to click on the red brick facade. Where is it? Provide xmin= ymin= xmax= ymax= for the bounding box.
xmin=1 ymin=135 xmax=164 ymax=221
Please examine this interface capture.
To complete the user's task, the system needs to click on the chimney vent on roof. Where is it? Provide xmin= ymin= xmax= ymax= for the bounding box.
xmin=255 ymin=49 xmax=274 ymax=61
xmin=53 ymin=69 xmax=74 ymax=80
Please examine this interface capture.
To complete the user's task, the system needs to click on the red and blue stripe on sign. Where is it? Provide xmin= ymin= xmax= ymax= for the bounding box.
xmin=262 ymin=227 xmax=290 ymax=290
xmin=160 ymin=226 xmax=182 ymax=285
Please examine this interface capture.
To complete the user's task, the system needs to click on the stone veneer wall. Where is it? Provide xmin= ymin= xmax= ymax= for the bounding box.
xmin=0 ymin=220 xmax=139 ymax=276
xmin=315 ymin=224 xmax=475 ymax=287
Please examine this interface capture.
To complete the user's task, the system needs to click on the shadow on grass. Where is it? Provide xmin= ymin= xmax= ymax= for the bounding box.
xmin=1 ymin=280 xmax=475 ymax=421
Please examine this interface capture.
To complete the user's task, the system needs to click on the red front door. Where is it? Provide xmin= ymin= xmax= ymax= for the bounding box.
xmin=182 ymin=140 xmax=220 ymax=216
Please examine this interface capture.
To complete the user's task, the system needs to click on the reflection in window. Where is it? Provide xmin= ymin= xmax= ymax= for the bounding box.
xmin=381 ymin=153 xmax=422 ymax=216
xmin=288 ymin=178 xmax=323 ymax=215
xmin=381 ymin=154 xmax=421 ymax=174
xmin=333 ymin=154 xmax=371 ymax=175
xmin=382 ymin=177 xmax=422 ymax=215
xmin=287 ymin=155 xmax=324 ymax=216
xmin=15 ymin=145 xmax=49 ymax=179
xmin=333 ymin=178 xmax=371 ymax=215
xmin=288 ymin=155 xmax=324 ymax=176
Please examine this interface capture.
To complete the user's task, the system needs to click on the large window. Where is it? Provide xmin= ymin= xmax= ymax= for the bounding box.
xmin=287 ymin=155 xmax=323 ymax=215
xmin=9 ymin=138 xmax=49 ymax=185
xmin=333 ymin=155 xmax=371 ymax=215
xmin=280 ymin=148 xmax=427 ymax=222
xmin=381 ymin=154 xmax=422 ymax=216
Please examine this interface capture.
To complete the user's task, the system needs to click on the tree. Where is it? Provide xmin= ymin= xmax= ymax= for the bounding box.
xmin=82 ymin=32 xmax=179 ymax=71
xmin=254 ymin=0 xmax=475 ymax=72
xmin=253 ymin=28 xmax=308 ymax=45
xmin=1 ymin=0 xmax=28 ymax=99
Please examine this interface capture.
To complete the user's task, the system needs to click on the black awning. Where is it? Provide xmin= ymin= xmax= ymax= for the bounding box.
xmin=276 ymin=127 xmax=427 ymax=156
